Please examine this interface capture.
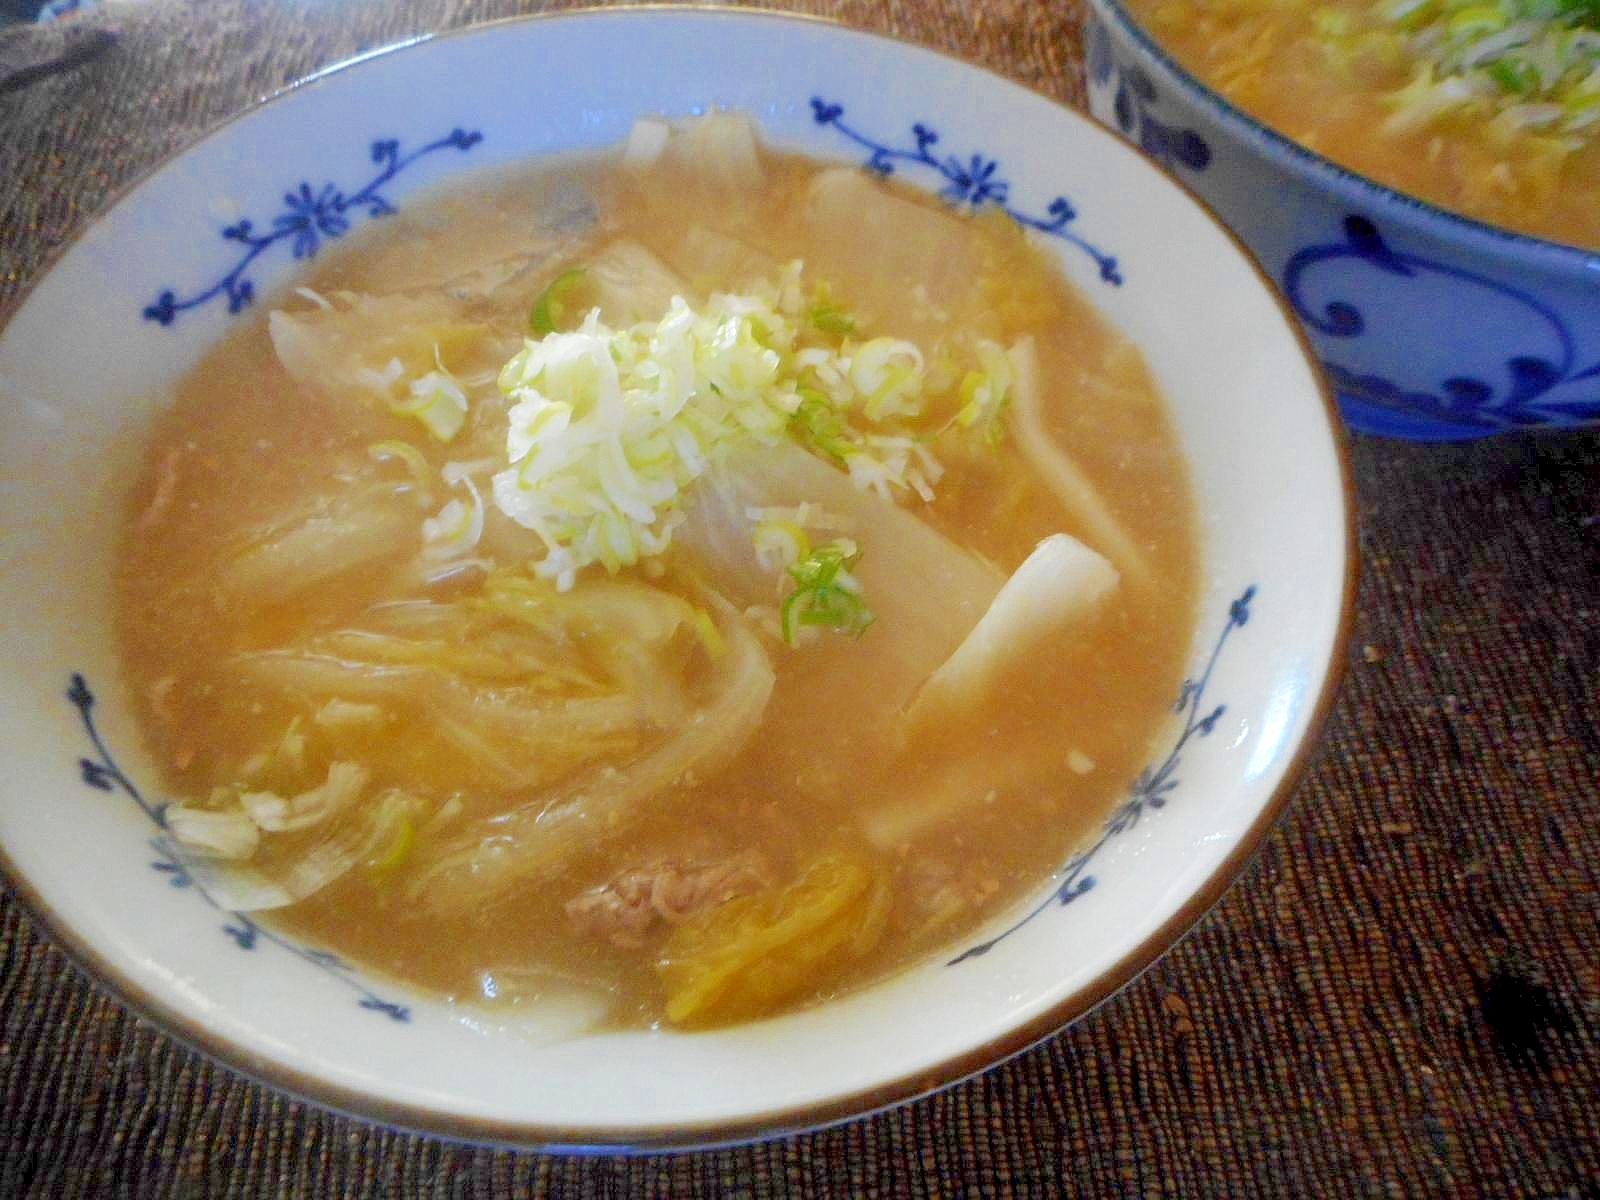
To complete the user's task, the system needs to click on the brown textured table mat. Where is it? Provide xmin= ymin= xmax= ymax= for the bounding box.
xmin=2 ymin=0 xmax=1597 ymax=1195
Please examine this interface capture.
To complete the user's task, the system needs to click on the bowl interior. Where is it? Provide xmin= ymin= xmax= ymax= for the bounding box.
xmin=0 ymin=9 xmax=1352 ymax=1147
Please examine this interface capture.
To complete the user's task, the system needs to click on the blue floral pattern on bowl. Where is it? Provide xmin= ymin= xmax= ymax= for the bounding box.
xmin=67 ymin=675 xmax=411 ymax=1021
xmin=955 ymin=586 xmax=1254 ymax=962
xmin=1285 ymin=216 xmax=1600 ymax=435
xmin=811 ymin=98 xmax=1125 ymax=284
xmin=1084 ymin=16 xmax=1211 ymax=176
xmin=1082 ymin=0 xmax=1600 ymax=440
xmin=143 ymin=128 xmax=483 ymax=327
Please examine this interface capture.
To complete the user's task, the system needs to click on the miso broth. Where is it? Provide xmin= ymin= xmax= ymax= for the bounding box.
xmin=115 ymin=115 xmax=1200 ymax=1029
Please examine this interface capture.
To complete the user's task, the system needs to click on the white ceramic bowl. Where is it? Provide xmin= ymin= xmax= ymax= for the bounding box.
xmin=1083 ymin=0 xmax=1600 ymax=441
xmin=0 ymin=8 xmax=1354 ymax=1148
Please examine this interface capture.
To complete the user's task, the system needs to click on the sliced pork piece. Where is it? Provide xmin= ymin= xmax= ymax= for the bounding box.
xmin=565 ymin=853 xmax=772 ymax=949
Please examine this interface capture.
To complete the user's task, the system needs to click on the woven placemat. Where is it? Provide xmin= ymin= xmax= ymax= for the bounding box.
xmin=2 ymin=1 xmax=1596 ymax=1195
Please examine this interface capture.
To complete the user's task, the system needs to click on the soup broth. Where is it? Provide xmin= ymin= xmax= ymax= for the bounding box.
xmin=115 ymin=116 xmax=1199 ymax=1029
xmin=1127 ymin=0 xmax=1600 ymax=248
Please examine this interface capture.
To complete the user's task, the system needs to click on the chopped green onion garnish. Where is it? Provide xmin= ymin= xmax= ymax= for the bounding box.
xmin=789 ymin=388 xmax=855 ymax=464
xmin=371 ymin=813 xmax=416 ymax=873
xmin=389 ymin=356 xmax=469 ymax=442
xmin=1361 ymin=0 xmax=1600 ymax=135
xmin=691 ymin=608 xmax=730 ymax=660
xmin=753 ymin=517 xmax=812 ymax=573
xmin=493 ymin=270 xmax=1001 ymax=591
xmin=810 ymin=303 xmax=857 ymax=334
xmin=1487 ymin=58 xmax=1540 ymax=94
xmin=530 ymin=268 xmax=589 ymax=335
xmin=779 ymin=538 xmax=874 ymax=645
xmin=850 ymin=337 xmax=926 ymax=422
xmin=368 ymin=439 xmax=436 ymax=507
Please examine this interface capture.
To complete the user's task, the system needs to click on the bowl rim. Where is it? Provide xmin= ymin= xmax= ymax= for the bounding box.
xmin=0 ymin=3 xmax=1361 ymax=1150
xmin=1087 ymin=0 xmax=1600 ymax=266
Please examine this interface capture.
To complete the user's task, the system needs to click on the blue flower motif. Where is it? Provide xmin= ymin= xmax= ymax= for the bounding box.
xmin=277 ymin=182 xmax=350 ymax=259
xmin=144 ymin=127 xmax=484 ymax=327
xmin=361 ymin=998 xmax=413 ymax=1022
xmin=66 ymin=674 xmax=412 ymax=1022
xmin=939 ymin=154 xmax=1008 ymax=207
xmin=79 ymin=758 xmax=115 ymax=791
xmin=951 ymin=586 xmax=1258 ymax=963
xmin=811 ymin=97 xmax=1122 ymax=285
xmin=152 ymin=858 xmax=193 ymax=889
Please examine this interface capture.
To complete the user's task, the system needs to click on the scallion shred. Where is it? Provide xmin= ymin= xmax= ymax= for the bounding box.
xmin=387 ymin=350 xmax=470 ymax=442
xmin=779 ymin=538 xmax=875 ymax=645
xmin=810 ymin=303 xmax=857 ymax=334
xmin=529 ymin=268 xmax=590 ymax=335
xmin=1345 ymin=0 xmax=1600 ymax=137
xmin=368 ymin=439 xmax=436 ymax=507
xmin=691 ymin=608 xmax=730 ymax=660
xmin=370 ymin=814 xmax=416 ymax=874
